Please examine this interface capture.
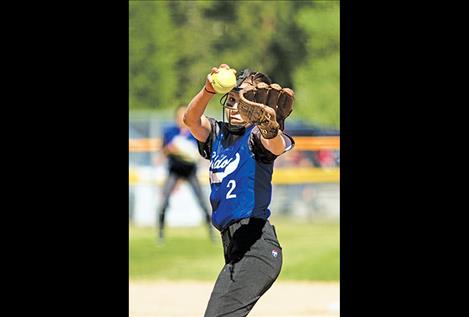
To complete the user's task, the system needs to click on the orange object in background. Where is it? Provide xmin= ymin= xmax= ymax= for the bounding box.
xmin=129 ymin=136 xmax=339 ymax=152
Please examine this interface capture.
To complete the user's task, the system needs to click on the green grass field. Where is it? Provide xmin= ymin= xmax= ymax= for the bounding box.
xmin=129 ymin=217 xmax=339 ymax=281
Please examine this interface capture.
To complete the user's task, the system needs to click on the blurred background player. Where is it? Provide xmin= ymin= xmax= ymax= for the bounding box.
xmin=157 ymin=105 xmax=215 ymax=243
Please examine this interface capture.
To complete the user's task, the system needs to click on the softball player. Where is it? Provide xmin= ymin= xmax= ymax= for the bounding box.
xmin=184 ymin=64 xmax=295 ymax=316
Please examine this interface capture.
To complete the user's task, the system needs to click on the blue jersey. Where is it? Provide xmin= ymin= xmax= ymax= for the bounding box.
xmin=163 ymin=125 xmax=198 ymax=148
xmin=162 ymin=124 xmax=200 ymax=176
xmin=198 ymin=118 xmax=294 ymax=231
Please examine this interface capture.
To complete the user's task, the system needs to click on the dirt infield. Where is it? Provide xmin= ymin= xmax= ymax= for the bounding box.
xmin=129 ymin=281 xmax=339 ymax=317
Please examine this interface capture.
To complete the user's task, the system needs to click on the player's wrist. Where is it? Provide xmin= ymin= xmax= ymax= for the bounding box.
xmin=258 ymin=123 xmax=279 ymax=139
xmin=204 ymin=86 xmax=216 ymax=95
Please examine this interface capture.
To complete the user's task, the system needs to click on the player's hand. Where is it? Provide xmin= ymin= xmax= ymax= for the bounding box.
xmin=205 ymin=64 xmax=235 ymax=94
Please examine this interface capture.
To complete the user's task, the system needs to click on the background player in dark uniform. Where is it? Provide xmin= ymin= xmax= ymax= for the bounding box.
xmin=157 ymin=105 xmax=215 ymax=243
xmin=184 ymin=64 xmax=295 ymax=316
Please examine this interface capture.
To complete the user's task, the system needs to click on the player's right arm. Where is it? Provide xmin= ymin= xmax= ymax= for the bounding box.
xmin=183 ymin=88 xmax=213 ymax=142
xmin=183 ymin=65 xmax=229 ymax=142
xmin=161 ymin=127 xmax=179 ymax=157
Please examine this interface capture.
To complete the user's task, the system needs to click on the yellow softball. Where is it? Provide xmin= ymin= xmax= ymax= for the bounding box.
xmin=211 ymin=68 xmax=237 ymax=94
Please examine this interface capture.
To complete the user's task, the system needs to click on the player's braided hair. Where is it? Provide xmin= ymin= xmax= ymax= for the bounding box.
xmin=234 ymin=69 xmax=272 ymax=90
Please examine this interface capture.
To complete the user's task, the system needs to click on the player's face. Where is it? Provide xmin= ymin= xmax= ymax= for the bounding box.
xmin=225 ymin=82 xmax=250 ymax=126
xmin=225 ymin=92 xmax=245 ymax=126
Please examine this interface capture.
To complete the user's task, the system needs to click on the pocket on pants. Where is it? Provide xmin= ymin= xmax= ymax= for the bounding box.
xmin=263 ymin=224 xmax=282 ymax=250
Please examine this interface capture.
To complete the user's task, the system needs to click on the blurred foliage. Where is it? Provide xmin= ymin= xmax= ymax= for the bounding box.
xmin=129 ymin=0 xmax=339 ymax=128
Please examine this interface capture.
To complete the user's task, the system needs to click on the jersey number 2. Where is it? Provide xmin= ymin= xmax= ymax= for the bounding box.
xmin=226 ymin=180 xmax=237 ymax=199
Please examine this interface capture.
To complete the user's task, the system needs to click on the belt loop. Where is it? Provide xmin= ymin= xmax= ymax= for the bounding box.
xmin=222 ymin=228 xmax=229 ymax=241
xmin=229 ymin=262 xmax=235 ymax=281
xmin=228 ymin=222 xmax=234 ymax=239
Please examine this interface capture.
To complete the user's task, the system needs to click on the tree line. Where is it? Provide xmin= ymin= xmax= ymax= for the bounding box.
xmin=130 ymin=0 xmax=339 ymax=128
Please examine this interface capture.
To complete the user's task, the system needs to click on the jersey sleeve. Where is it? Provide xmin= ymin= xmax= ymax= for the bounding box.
xmin=249 ymin=127 xmax=295 ymax=163
xmin=162 ymin=125 xmax=179 ymax=148
xmin=197 ymin=117 xmax=220 ymax=160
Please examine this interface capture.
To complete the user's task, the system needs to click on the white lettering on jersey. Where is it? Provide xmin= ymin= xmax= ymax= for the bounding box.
xmin=209 ymin=153 xmax=240 ymax=184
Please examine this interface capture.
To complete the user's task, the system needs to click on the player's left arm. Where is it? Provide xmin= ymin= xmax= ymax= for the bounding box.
xmin=260 ymin=131 xmax=290 ymax=156
xmin=162 ymin=128 xmax=179 ymax=156
xmin=237 ymin=79 xmax=295 ymax=156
